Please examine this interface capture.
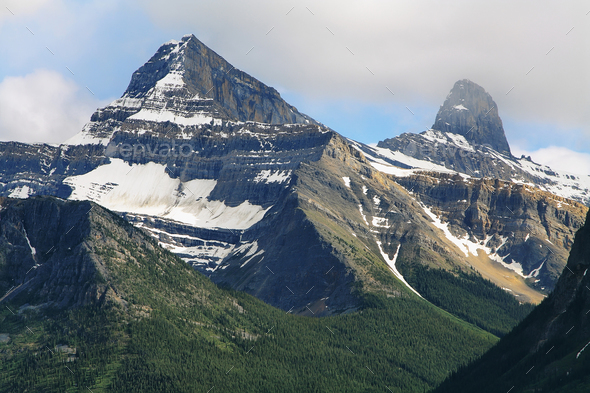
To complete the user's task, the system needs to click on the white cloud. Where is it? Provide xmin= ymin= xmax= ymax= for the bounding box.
xmin=512 ymin=145 xmax=590 ymax=175
xmin=1 ymin=0 xmax=50 ymax=22
xmin=0 ymin=69 xmax=106 ymax=144
xmin=140 ymin=0 xmax=590 ymax=142
xmin=0 ymin=0 xmax=587 ymax=151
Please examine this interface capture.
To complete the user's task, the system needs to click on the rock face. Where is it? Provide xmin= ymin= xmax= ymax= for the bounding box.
xmin=433 ymin=209 xmax=590 ymax=392
xmin=393 ymin=173 xmax=587 ymax=291
xmin=432 ymin=79 xmax=511 ymax=155
xmin=0 ymin=197 xmax=120 ymax=308
xmin=0 ymin=142 xmax=106 ymax=198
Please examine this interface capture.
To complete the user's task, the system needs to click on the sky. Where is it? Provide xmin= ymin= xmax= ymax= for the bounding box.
xmin=0 ymin=0 xmax=589 ymax=174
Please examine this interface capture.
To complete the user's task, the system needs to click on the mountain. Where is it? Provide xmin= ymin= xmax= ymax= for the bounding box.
xmin=1 ymin=33 xmax=587 ymax=391
xmin=369 ymin=80 xmax=590 ymax=205
xmin=432 ymin=208 xmax=590 ymax=393
xmin=350 ymin=79 xmax=589 ymax=294
xmin=66 ymin=34 xmax=319 ymax=146
xmin=0 ymin=35 xmax=584 ymax=325
xmin=431 ymin=79 xmax=511 ymax=155
xmin=0 ymin=195 xmax=499 ymax=392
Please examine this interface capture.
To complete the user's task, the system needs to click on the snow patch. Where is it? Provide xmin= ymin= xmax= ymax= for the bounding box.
xmin=155 ymin=71 xmax=185 ymax=89
xmin=577 ymin=341 xmax=590 ymax=359
xmin=498 ymin=259 xmax=525 ymax=277
xmin=240 ymin=250 xmax=264 ymax=268
xmin=8 ymin=185 xmax=33 ymax=199
xmin=128 ymin=108 xmax=213 ymax=126
xmin=223 ymin=241 xmax=265 ymax=269
xmin=351 ymin=141 xmax=460 ymax=178
xmin=528 ymin=261 xmax=545 ymax=278
xmin=253 ymin=170 xmax=291 ymax=184
xmin=421 ymin=203 xmax=471 ymax=258
xmin=420 ymin=203 xmax=530 ymax=277
xmin=421 ymin=129 xmax=448 ymax=144
xmin=358 ymin=204 xmax=369 ymax=225
xmin=342 ymin=177 xmax=351 ymax=188
xmin=376 ymin=242 xmax=422 ymax=298
xmin=446 ymin=133 xmax=475 ymax=152
xmin=453 ymin=104 xmax=468 ymax=111
xmin=23 ymin=229 xmax=36 ymax=256
xmin=372 ymin=216 xmax=388 ymax=228
xmin=137 ymin=222 xmax=237 ymax=271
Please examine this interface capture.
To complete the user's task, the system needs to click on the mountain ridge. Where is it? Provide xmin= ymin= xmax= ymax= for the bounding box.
xmin=0 ymin=34 xmax=585 ymax=315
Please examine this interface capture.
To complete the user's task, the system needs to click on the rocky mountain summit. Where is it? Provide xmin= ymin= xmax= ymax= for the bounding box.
xmin=0 ymin=35 xmax=586 ymax=318
xmin=66 ymin=34 xmax=318 ymax=146
xmin=432 ymin=79 xmax=511 ymax=155
xmin=373 ymin=80 xmax=590 ymax=205
xmin=128 ymin=34 xmax=317 ymax=125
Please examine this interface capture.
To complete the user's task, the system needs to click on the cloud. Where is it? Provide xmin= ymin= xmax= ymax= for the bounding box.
xmin=512 ymin=145 xmax=590 ymax=175
xmin=1 ymin=0 xmax=50 ymax=22
xmin=140 ymin=0 xmax=590 ymax=143
xmin=0 ymin=1 xmax=587 ymax=150
xmin=0 ymin=69 xmax=107 ymax=144
xmin=0 ymin=0 xmax=158 ymax=100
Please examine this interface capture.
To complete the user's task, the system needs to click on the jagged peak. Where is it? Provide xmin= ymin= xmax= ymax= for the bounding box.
xmin=64 ymin=35 xmax=322 ymax=145
xmin=432 ymin=79 xmax=512 ymax=156
xmin=118 ymin=34 xmax=317 ymax=125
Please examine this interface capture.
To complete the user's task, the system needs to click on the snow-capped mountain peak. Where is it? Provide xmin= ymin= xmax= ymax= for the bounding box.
xmin=372 ymin=80 xmax=589 ymax=205
xmin=65 ymin=34 xmax=318 ymax=146
xmin=432 ymin=79 xmax=511 ymax=155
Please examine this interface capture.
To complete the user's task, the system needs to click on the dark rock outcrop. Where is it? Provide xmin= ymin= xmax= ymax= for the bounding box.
xmin=432 ymin=79 xmax=511 ymax=155
xmin=0 ymin=197 xmax=105 ymax=308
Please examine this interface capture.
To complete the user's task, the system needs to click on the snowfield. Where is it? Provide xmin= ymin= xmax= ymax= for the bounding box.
xmin=64 ymin=158 xmax=270 ymax=230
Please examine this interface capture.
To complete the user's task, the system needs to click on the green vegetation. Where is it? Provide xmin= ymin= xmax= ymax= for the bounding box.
xmin=402 ymin=264 xmax=535 ymax=336
xmin=1 ymin=200 xmax=548 ymax=392
xmin=0 ymin=205 xmax=499 ymax=392
xmin=0 ymin=291 xmax=497 ymax=393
